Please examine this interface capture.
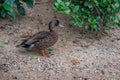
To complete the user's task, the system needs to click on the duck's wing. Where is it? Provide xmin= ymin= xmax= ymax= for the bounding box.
xmin=25 ymin=31 xmax=50 ymax=45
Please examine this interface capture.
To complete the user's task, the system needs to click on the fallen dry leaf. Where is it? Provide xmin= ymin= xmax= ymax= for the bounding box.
xmin=101 ymin=70 xmax=105 ymax=75
xmin=4 ymin=32 xmax=13 ymax=35
xmin=102 ymin=31 xmax=108 ymax=36
xmin=71 ymin=59 xmax=80 ymax=65
xmin=118 ymin=50 xmax=120 ymax=54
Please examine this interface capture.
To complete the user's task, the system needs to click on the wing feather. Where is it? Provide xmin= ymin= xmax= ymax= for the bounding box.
xmin=25 ymin=31 xmax=50 ymax=45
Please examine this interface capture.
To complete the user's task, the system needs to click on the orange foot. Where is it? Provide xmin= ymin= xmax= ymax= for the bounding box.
xmin=40 ymin=50 xmax=48 ymax=58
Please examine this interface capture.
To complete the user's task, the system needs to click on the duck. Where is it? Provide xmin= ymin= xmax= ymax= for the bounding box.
xmin=16 ymin=20 xmax=60 ymax=57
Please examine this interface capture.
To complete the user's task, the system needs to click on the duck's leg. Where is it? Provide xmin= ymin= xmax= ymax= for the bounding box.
xmin=40 ymin=50 xmax=48 ymax=57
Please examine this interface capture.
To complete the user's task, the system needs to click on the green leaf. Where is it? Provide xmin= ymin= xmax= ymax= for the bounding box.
xmin=17 ymin=6 xmax=25 ymax=15
xmin=65 ymin=2 xmax=70 ymax=6
xmin=54 ymin=1 xmax=65 ymax=11
xmin=0 ymin=9 xmax=6 ymax=17
xmin=64 ymin=9 xmax=71 ymax=14
xmin=114 ymin=3 xmax=119 ymax=8
xmin=94 ymin=0 xmax=99 ymax=6
xmin=72 ymin=5 xmax=79 ymax=13
xmin=103 ymin=0 xmax=109 ymax=5
xmin=2 ymin=3 xmax=12 ymax=11
xmin=15 ymin=0 xmax=21 ymax=6
xmin=111 ymin=40 xmax=115 ymax=42
xmin=26 ymin=48 xmax=32 ymax=52
xmin=93 ymin=25 xmax=98 ymax=31
xmin=77 ymin=22 xmax=82 ymax=28
xmin=47 ymin=48 xmax=54 ymax=51
xmin=4 ymin=0 xmax=15 ymax=7
xmin=72 ymin=19 xmax=82 ymax=27
xmin=54 ymin=2 xmax=59 ymax=8
xmin=56 ymin=0 xmax=62 ymax=4
xmin=85 ymin=26 xmax=90 ymax=30
xmin=107 ymin=7 xmax=111 ymax=12
xmin=23 ymin=0 xmax=34 ymax=8
xmin=0 ymin=45 xmax=5 ymax=48
xmin=84 ymin=1 xmax=93 ymax=8
xmin=115 ymin=22 xmax=120 ymax=27
xmin=96 ymin=16 xmax=101 ymax=20
xmin=117 ymin=23 xmax=120 ymax=27
xmin=2 ymin=3 xmax=16 ymax=20
xmin=32 ymin=56 xmax=38 ymax=60
xmin=7 ymin=10 xmax=16 ymax=20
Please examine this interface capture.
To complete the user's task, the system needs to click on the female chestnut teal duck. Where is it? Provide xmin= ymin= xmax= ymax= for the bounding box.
xmin=16 ymin=20 xmax=60 ymax=57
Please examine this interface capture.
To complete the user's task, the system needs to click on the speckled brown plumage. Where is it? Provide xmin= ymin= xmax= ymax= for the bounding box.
xmin=28 ymin=31 xmax=58 ymax=49
xmin=16 ymin=20 xmax=60 ymax=57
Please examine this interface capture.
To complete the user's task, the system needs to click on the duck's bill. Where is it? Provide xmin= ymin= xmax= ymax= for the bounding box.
xmin=58 ymin=24 xmax=64 ymax=27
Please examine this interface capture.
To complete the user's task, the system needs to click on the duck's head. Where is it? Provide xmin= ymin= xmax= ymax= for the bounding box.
xmin=49 ymin=20 xmax=60 ymax=32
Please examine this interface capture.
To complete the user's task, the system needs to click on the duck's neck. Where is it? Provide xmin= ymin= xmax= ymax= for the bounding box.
xmin=49 ymin=25 xmax=53 ymax=32
xmin=49 ymin=23 xmax=55 ymax=32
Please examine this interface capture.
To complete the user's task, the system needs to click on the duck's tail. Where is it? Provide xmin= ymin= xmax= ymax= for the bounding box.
xmin=16 ymin=40 xmax=30 ymax=48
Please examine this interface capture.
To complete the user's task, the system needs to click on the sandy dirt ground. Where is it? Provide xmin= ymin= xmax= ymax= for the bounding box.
xmin=0 ymin=0 xmax=120 ymax=80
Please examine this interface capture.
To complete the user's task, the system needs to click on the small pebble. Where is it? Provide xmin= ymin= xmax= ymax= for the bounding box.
xmin=89 ymin=46 xmax=97 ymax=50
xmin=71 ymin=59 xmax=80 ymax=65
xmin=4 ymin=39 xmax=9 ymax=44
xmin=12 ymin=75 xmax=17 ymax=79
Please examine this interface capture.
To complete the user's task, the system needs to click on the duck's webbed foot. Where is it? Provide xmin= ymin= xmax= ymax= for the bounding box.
xmin=40 ymin=50 xmax=48 ymax=58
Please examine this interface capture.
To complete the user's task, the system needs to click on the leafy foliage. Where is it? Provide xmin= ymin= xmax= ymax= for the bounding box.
xmin=0 ymin=0 xmax=33 ymax=20
xmin=54 ymin=0 xmax=120 ymax=34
